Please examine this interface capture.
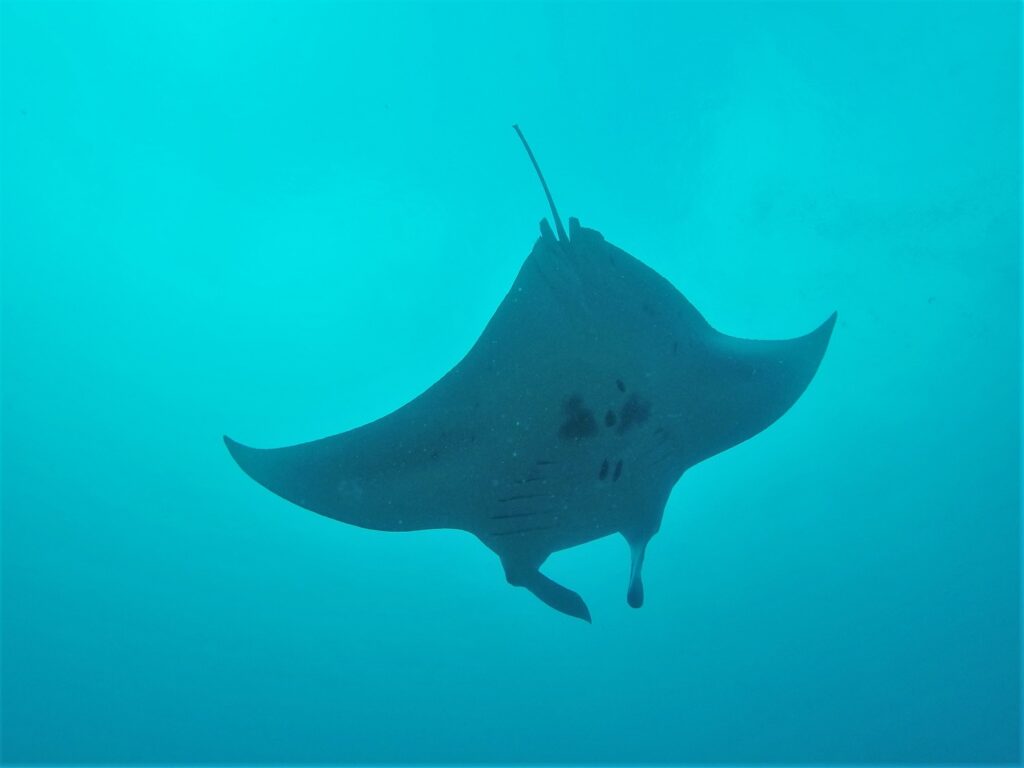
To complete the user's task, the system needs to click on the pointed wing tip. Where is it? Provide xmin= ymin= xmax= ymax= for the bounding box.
xmin=814 ymin=310 xmax=839 ymax=348
xmin=223 ymin=434 xmax=255 ymax=468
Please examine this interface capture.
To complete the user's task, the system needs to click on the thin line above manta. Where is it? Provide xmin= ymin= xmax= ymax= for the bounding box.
xmin=225 ymin=127 xmax=836 ymax=622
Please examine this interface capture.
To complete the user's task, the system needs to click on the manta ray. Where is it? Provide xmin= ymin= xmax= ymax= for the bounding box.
xmin=225 ymin=127 xmax=836 ymax=622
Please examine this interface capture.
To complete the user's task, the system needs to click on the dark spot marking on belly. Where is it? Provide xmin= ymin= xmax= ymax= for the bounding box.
xmin=559 ymin=394 xmax=597 ymax=440
xmin=616 ymin=379 xmax=626 ymax=392
xmin=617 ymin=393 xmax=652 ymax=435
xmin=599 ymin=459 xmax=609 ymax=480
xmin=605 ymin=409 xmax=617 ymax=427
xmin=613 ymin=459 xmax=623 ymax=481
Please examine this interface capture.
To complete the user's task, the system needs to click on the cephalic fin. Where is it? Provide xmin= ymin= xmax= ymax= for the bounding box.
xmin=503 ymin=558 xmax=591 ymax=623
xmin=625 ymin=536 xmax=648 ymax=609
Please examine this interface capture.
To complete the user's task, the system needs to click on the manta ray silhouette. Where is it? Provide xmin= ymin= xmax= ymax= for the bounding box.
xmin=225 ymin=127 xmax=836 ymax=622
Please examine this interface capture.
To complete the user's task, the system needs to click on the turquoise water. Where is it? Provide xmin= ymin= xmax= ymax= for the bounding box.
xmin=2 ymin=1 xmax=1020 ymax=763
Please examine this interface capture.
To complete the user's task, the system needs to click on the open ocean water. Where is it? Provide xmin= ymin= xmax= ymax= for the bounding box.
xmin=1 ymin=1 xmax=1020 ymax=764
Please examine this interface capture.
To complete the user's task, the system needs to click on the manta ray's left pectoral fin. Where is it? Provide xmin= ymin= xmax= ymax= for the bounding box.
xmin=502 ymin=558 xmax=592 ymax=623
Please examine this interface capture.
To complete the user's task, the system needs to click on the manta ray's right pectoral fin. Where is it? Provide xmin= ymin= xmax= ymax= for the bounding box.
xmin=502 ymin=558 xmax=592 ymax=623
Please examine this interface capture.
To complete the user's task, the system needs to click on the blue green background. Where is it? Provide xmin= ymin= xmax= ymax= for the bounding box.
xmin=2 ymin=1 xmax=1020 ymax=763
